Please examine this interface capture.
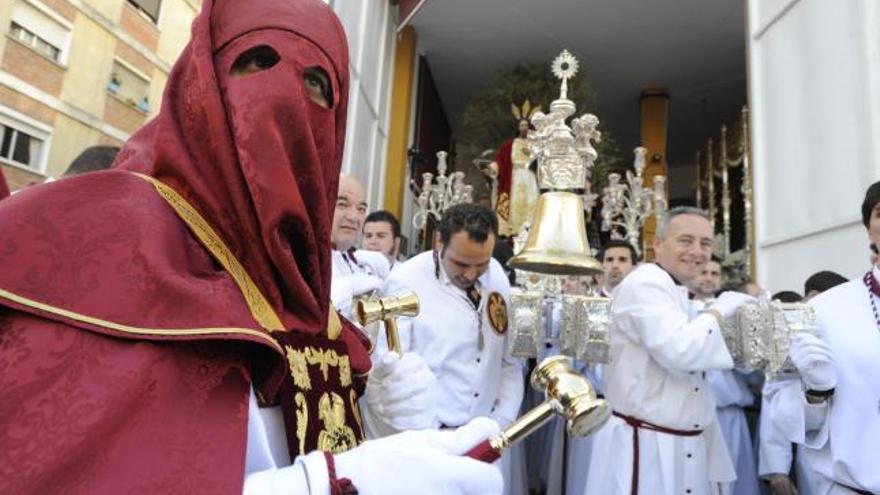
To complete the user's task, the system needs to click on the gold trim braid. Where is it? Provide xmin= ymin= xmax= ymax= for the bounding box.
xmin=0 ymin=286 xmax=283 ymax=352
xmin=131 ymin=173 xmax=285 ymax=332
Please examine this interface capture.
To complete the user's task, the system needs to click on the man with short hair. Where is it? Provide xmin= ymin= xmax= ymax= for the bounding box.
xmin=329 ymin=174 xmax=390 ymax=317
xmin=803 ymin=270 xmax=848 ymax=301
xmin=763 ymin=183 xmax=880 ymax=493
xmin=378 ymin=202 xmax=525 ymax=494
xmin=362 ymin=209 xmax=402 ymax=267
xmin=693 ymin=257 xmax=723 ymax=301
xmin=585 ymin=206 xmax=754 ymax=495
xmin=599 ymin=239 xmax=638 ymax=296
xmin=63 ymin=145 xmax=120 ymax=176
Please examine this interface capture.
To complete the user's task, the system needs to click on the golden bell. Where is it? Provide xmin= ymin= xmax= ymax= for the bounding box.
xmin=356 ymin=292 xmax=420 ymax=354
xmin=508 ymin=191 xmax=602 ymax=275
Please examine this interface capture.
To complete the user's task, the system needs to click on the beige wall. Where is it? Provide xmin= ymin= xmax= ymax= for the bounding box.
xmin=47 ymin=114 xmax=103 ymax=176
xmin=61 ymin=13 xmax=115 ymax=115
xmin=0 ymin=2 xmax=12 ymax=60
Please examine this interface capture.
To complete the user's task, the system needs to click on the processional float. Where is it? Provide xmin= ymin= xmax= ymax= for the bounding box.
xmin=467 ymin=50 xmax=614 ymax=462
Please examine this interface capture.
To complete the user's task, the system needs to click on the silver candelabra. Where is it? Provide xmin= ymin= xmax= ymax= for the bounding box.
xmin=412 ymin=151 xmax=473 ymax=229
xmin=600 ymin=147 xmax=667 ymax=256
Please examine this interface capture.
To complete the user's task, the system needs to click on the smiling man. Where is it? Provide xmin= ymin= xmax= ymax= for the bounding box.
xmin=585 ymin=206 xmax=754 ymax=495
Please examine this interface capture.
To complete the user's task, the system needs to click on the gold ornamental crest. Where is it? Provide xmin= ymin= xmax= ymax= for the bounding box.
xmin=487 ymin=292 xmax=508 ymax=335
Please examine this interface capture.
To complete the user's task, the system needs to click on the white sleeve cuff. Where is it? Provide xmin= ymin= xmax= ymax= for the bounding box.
xmin=296 ymin=450 xmax=331 ymax=495
xmin=242 ymin=451 xmax=327 ymax=495
xmin=802 ymin=397 xmax=830 ymax=448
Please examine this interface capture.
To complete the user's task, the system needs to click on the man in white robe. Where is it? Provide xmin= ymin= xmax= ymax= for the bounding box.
xmin=584 ymin=206 xmax=754 ymax=495
xmin=546 ymin=239 xmax=638 ymax=495
xmin=762 ymin=182 xmax=880 ymax=494
xmin=328 ymin=174 xmax=390 ymax=319
xmin=377 ymin=203 xmax=527 ymax=495
xmin=692 ymin=258 xmax=761 ymax=495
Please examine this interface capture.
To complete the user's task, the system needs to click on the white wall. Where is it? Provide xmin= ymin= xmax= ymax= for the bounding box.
xmin=748 ymin=0 xmax=880 ymax=293
xmin=331 ymin=0 xmax=397 ymax=211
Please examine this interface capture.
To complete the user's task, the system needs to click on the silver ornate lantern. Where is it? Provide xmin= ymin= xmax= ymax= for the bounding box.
xmin=721 ymin=294 xmax=818 ymax=380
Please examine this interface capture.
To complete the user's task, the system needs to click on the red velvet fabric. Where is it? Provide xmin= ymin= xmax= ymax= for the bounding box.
xmin=464 ymin=438 xmax=502 ymax=463
xmin=115 ymin=0 xmax=350 ymax=334
xmin=0 ymin=0 xmax=370 ymax=492
xmin=0 ymin=309 xmax=254 ymax=494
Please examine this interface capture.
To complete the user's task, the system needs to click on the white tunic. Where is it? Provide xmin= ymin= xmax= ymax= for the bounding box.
xmin=378 ymin=250 xmax=524 ymax=427
xmin=763 ymin=274 xmax=880 ymax=493
xmin=584 ymin=263 xmax=736 ymax=495
xmin=378 ymin=250 xmax=526 ymax=495
xmin=706 ymin=370 xmax=760 ymax=495
xmin=757 ymin=394 xmax=819 ymax=495
xmin=691 ymin=300 xmax=761 ymax=495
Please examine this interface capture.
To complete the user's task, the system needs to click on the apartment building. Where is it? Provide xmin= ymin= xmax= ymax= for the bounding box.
xmin=0 ymin=0 xmax=198 ymax=189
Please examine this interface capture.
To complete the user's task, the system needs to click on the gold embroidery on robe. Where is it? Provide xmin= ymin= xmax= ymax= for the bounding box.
xmin=338 ymin=355 xmax=352 ymax=388
xmin=318 ymin=392 xmax=357 ymax=453
xmin=295 ymin=392 xmax=308 ymax=455
xmin=286 ymin=346 xmax=312 ymax=391
xmin=305 ymin=347 xmax=339 ymax=381
xmin=349 ymin=388 xmax=365 ymax=440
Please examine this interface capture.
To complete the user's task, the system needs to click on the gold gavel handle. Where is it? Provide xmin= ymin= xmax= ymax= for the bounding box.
xmin=465 ymin=400 xmax=557 ymax=463
xmin=383 ymin=317 xmax=402 ymax=354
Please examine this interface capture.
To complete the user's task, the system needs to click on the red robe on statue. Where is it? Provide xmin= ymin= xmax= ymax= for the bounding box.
xmin=0 ymin=0 xmax=369 ymax=493
xmin=494 ymin=139 xmax=514 ymax=225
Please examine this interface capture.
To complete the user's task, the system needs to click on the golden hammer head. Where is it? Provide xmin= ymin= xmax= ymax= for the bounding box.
xmin=531 ymin=355 xmax=611 ymax=438
xmin=355 ymin=292 xmax=420 ymax=325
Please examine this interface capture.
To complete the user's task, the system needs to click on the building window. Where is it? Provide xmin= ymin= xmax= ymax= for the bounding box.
xmin=9 ymin=0 xmax=72 ymax=65
xmin=108 ymin=61 xmax=151 ymax=113
xmin=0 ymin=124 xmax=44 ymax=171
xmin=9 ymin=22 xmax=61 ymax=61
xmin=127 ymin=0 xmax=162 ymax=23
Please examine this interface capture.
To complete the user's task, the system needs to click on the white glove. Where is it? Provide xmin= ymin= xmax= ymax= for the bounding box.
xmin=365 ymin=352 xmax=437 ymax=431
xmin=710 ymin=291 xmax=756 ymax=318
xmin=789 ymin=332 xmax=837 ymax=391
xmin=353 ymin=249 xmax=391 ymax=279
xmin=330 ymin=273 xmax=383 ymax=315
xmin=335 ymin=417 xmax=503 ymax=495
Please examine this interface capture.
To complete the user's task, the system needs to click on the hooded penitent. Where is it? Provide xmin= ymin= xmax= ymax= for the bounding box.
xmin=0 ymin=0 xmax=368 ymax=492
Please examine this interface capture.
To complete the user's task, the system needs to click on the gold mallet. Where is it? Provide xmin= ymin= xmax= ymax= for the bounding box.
xmin=355 ymin=292 xmax=420 ymax=354
xmin=466 ymin=355 xmax=610 ymax=462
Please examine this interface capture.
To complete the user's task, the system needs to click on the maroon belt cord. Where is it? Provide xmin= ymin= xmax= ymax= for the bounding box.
xmin=612 ymin=411 xmax=703 ymax=495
